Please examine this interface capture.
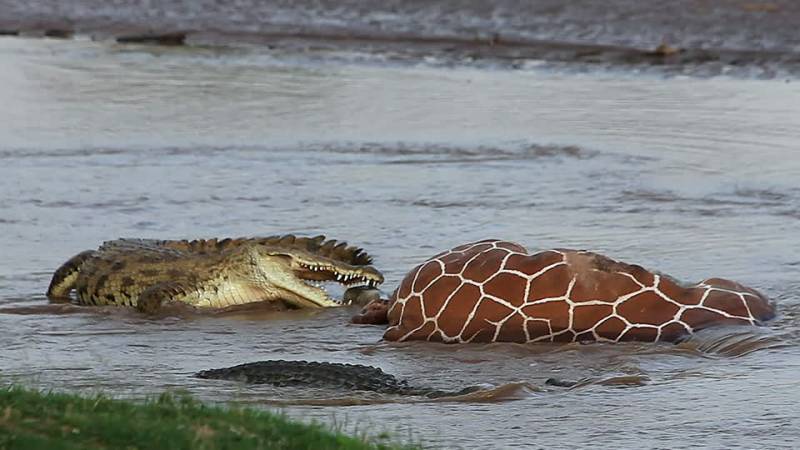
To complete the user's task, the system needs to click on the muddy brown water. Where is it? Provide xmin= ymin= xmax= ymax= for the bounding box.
xmin=1 ymin=37 xmax=800 ymax=449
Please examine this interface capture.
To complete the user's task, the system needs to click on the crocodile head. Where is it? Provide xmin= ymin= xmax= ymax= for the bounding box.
xmin=246 ymin=236 xmax=384 ymax=308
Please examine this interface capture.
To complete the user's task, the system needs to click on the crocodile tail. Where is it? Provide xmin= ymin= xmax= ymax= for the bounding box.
xmin=46 ymin=250 xmax=97 ymax=301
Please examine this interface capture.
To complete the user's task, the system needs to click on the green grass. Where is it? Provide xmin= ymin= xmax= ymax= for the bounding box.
xmin=0 ymin=386 xmax=416 ymax=450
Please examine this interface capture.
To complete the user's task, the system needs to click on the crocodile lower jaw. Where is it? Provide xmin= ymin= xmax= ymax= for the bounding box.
xmin=305 ymin=280 xmax=375 ymax=306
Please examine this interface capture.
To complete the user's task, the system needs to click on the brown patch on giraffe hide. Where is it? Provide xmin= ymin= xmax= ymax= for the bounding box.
xmin=472 ymin=296 xmax=516 ymax=322
xmin=680 ymin=308 xmax=750 ymax=329
xmin=701 ymin=289 xmax=749 ymax=317
xmin=527 ymin=264 xmax=572 ymax=300
xmin=660 ymin=321 xmax=690 ymax=341
xmin=659 ymin=277 xmax=698 ymax=304
xmin=702 ymin=277 xmax=742 ymax=290
xmin=594 ymin=316 xmax=627 ymax=339
xmin=395 ymin=273 xmax=414 ymax=299
xmin=460 ymin=325 xmax=493 ymax=343
xmin=632 ymin=267 xmax=656 ymax=286
xmin=457 ymin=297 xmax=515 ymax=342
xmin=426 ymin=324 xmax=445 ymax=342
xmin=566 ymin=251 xmax=619 ymax=273
xmin=575 ymin=331 xmax=595 ymax=342
xmin=617 ymin=292 xmax=680 ymax=325
xmin=521 ymin=301 xmax=570 ymax=329
xmin=565 ymin=251 xmax=655 ymax=291
xmin=578 ymin=252 xmax=658 ymax=287
xmin=412 ymin=261 xmax=443 ymax=292
xmin=385 ymin=319 xmax=436 ymax=341
xmin=462 ymin=248 xmax=507 ymax=283
xmin=437 ymin=284 xmax=481 ymax=337
xmin=701 ymin=278 xmax=774 ymax=320
xmin=504 ymin=251 xmax=563 ymax=276
xmin=572 ymin=304 xmax=614 ymax=330
xmin=570 ymin=271 xmax=643 ymax=303
xmin=495 ymin=241 xmax=528 ymax=252
xmin=738 ymin=284 xmax=768 ymax=299
xmin=619 ymin=326 xmax=659 ymax=342
xmin=388 ymin=294 xmax=420 ymax=327
xmin=525 ymin=319 xmax=551 ymax=340
xmin=496 ymin=312 xmax=527 ymax=342
xmin=551 ymin=329 xmax=577 ymax=342
xmin=440 ymin=251 xmax=469 ymax=273
xmin=744 ymin=295 xmax=776 ymax=321
xmin=422 ymin=275 xmax=462 ymax=316
xmin=483 ymin=272 xmax=527 ymax=305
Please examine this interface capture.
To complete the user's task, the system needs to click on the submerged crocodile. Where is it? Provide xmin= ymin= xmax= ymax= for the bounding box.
xmin=195 ymin=360 xmax=481 ymax=398
xmin=47 ymin=235 xmax=384 ymax=313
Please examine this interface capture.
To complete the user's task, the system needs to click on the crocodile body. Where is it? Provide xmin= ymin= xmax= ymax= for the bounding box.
xmin=195 ymin=360 xmax=480 ymax=398
xmin=47 ymin=235 xmax=384 ymax=312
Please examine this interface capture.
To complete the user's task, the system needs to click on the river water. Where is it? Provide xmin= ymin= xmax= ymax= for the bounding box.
xmin=1 ymin=36 xmax=799 ymax=449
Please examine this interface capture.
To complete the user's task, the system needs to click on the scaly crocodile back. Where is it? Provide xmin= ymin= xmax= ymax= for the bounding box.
xmin=101 ymin=234 xmax=374 ymax=265
xmin=195 ymin=360 xmax=478 ymax=398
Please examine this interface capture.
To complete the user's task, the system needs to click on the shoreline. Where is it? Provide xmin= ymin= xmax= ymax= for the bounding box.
xmin=0 ymin=385 xmax=416 ymax=450
xmin=2 ymin=0 xmax=800 ymax=77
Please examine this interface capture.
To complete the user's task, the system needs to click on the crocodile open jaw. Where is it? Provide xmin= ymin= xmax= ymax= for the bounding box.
xmin=295 ymin=261 xmax=383 ymax=305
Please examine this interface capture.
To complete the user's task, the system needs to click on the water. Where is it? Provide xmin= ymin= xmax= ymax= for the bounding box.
xmin=1 ymin=36 xmax=800 ymax=449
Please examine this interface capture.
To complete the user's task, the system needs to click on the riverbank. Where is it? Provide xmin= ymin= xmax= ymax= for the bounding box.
xmin=0 ymin=386 xmax=415 ymax=450
xmin=1 ymin=0 xmax=799 ymax=77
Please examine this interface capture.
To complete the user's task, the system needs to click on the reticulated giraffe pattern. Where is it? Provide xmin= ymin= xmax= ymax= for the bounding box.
xmin=383 ymin=240 xmax=774 ymax=343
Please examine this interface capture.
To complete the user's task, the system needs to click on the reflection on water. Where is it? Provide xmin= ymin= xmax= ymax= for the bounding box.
xmin=1 ymin=37 xmax=799 ymax=448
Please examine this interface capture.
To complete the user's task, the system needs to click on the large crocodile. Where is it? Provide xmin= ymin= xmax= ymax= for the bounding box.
xmin=47 ymin=235 xmax=384 ymax=313
xmin=195 ymin=360 xmax=481 ymax=398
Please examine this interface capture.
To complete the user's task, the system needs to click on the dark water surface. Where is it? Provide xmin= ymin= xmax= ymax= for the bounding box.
xmin=1 ymin=37 xmax=800 ymax=449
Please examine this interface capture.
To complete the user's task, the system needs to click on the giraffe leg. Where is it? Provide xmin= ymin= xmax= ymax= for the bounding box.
xmin=46 ymin=250 xmax=97 ymax=302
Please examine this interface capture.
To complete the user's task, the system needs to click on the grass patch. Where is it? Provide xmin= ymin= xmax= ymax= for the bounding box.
xmin=0 ymin=386 xmax=417 ymax=450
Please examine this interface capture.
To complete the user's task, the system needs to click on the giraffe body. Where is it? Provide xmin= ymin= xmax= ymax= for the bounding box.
xmin=373 ymin=240 xmax=774 ymax=343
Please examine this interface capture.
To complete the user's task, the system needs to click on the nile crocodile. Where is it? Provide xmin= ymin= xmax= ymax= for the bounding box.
xmin=195 ymin=360 xmax=481 ymax=398
xmin=47 ymin=235 xmax=384 ymax=313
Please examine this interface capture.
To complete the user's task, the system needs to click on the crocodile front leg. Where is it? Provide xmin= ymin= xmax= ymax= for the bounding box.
xmin=136 ymin=281 xmax=198 ymax=314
